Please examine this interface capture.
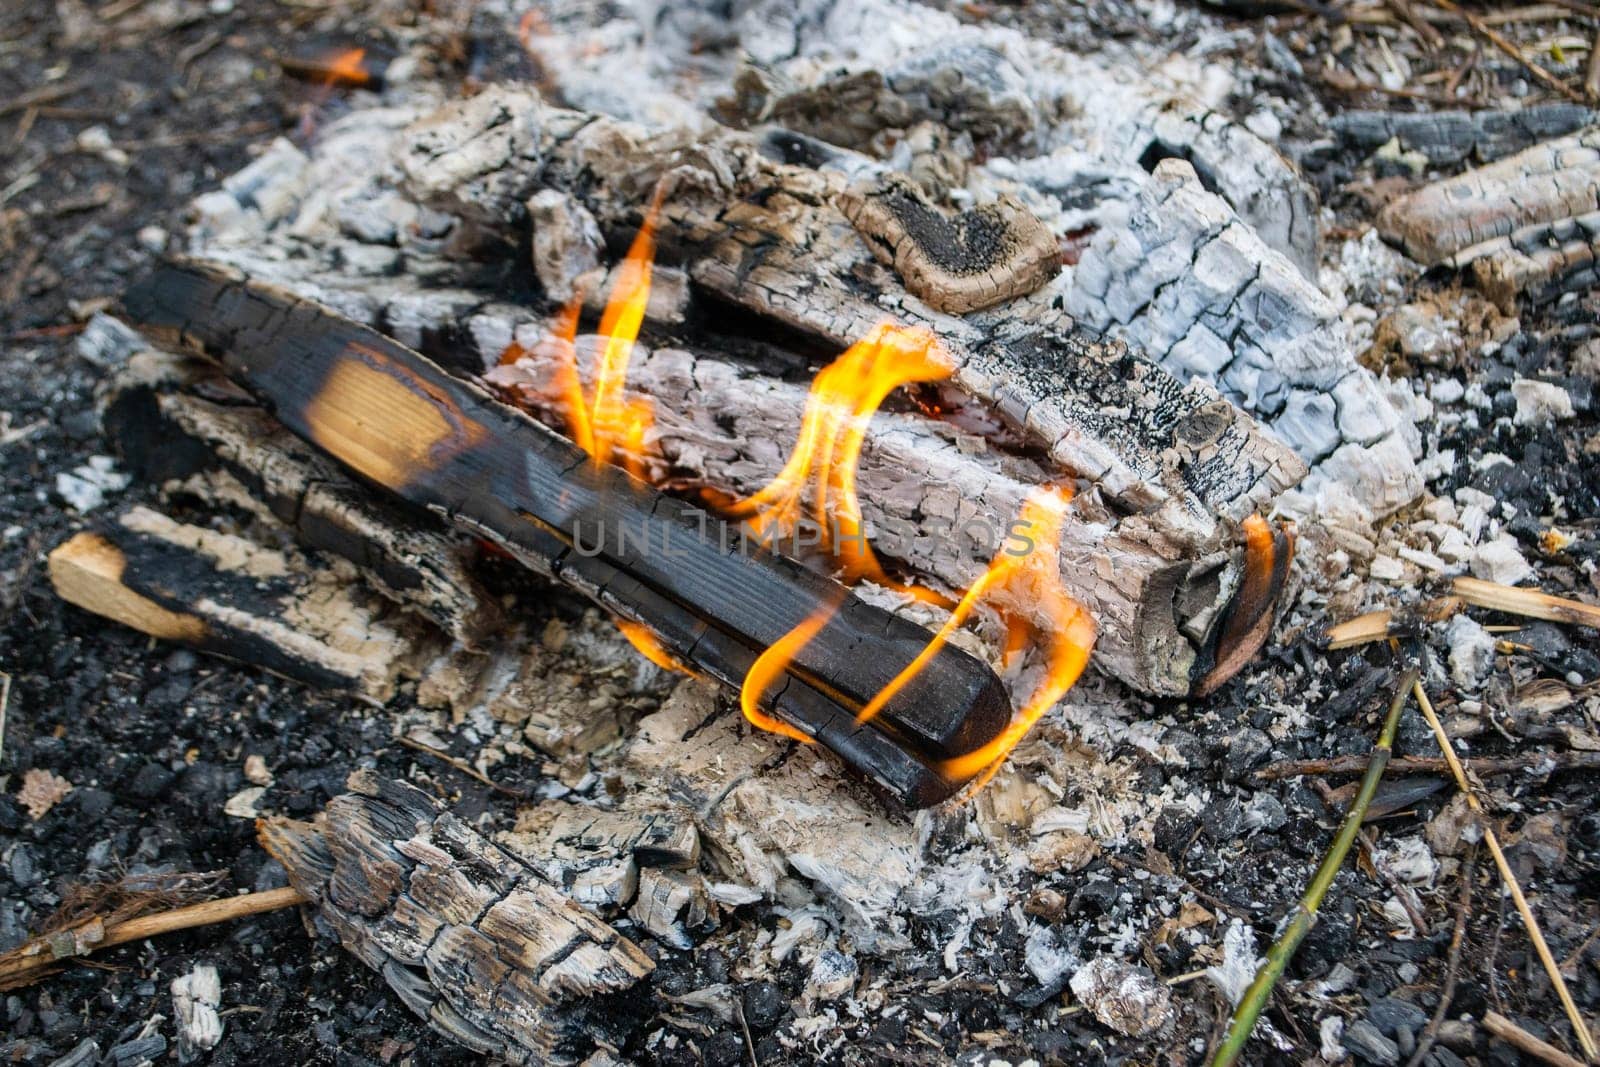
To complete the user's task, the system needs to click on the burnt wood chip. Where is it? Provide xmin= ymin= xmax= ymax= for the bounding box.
xmin=118 ymin=258 xmax=1008 ymax=807
xmin=259 ymin=772 xmax=654 ymax=1065
xmin=839 ymin=175 xmax=1061 ymax=314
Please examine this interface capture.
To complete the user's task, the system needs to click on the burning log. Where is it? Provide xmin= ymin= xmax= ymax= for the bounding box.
xmin=392 ymin=88 xmax=1305 ymax=544
xmin=180 ymin=86 xmax=1307 ymax=696
xmin=259 ymin=772 xmax=653 ymax=1065
xmin=118 ymin=259 xmax=1014 ymax=807
xmin=101 ymin=346 xmax=501 ymax=646
xmin=48 ymin=505 xmax=428 ymax=701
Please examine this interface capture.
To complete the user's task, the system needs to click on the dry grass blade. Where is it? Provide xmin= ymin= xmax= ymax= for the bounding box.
xmin=1406 ymin=672 xmax=1599 ymax=1062
xmin=1209 ymin=668 xmax=1419 ymax=1067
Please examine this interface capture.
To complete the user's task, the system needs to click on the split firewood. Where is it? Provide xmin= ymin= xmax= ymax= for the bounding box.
xmin=1067 ymin=157 xmax=1422 ymax=519
xmin=48 ymin=505 xmax=432 ymax=701
xmin=259 ymin=771 xmax=654 ymax=1065
xmin=1331 ymin=104 xmax=1597 ymax=165
xmin=100 ymin=344 xmax=501 ymax=646
xmin=118 ymin=259 xmax=1014 ymax=807
xmin=1378 ymin=126 xmax=1600 ymax=306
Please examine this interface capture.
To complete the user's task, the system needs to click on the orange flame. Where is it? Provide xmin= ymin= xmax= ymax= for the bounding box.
xmin=739 ymin=606 xmax=832 ymax=744
xmin=540 ymin=194 xmax=663 ymax=480
xmin=321 ymin=48 xmax=371 ymax=88
xmin=723 ymin=322 xmax=952 ymax=602
xmin=615 ymin=619 xmax=696 ymax=676
xmin=934 ymin=488 xmax=1096 ymax=789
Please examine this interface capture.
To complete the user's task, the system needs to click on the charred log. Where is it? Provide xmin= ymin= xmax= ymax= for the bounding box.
xmin=118 ymin=259 xmax=1011 ymax=808
xmin=48 ymin=505 xmax=428 ymax=701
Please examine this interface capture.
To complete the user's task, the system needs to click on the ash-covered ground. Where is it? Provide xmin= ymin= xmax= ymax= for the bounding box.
xmin=3 ymin=1 xmax=1600 ymax=1065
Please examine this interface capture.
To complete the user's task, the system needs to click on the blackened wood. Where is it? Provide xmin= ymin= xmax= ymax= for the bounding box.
xmin=48 ymin=506 xmax=425 ymax=701
xmin=101 ymin=350 xmax=501 ymax=646
xmin=119 ymin=259 xmax=1008 ymax=806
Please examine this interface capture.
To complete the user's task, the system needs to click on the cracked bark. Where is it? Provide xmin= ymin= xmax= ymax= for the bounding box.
xmin=259 ymin=771 xmax=654 ymax=1066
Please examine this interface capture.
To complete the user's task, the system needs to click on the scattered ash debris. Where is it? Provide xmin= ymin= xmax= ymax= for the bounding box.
xmin=2 ymin=0 xmax=1600 ymax=1065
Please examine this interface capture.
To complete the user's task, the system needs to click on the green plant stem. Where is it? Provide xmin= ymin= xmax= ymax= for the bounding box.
xmin=1209 ymin=667 xmax=1418 ymax=1067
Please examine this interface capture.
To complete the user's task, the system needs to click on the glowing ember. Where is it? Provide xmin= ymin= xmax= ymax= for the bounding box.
xmin=320 ymin=48 xmax=371 ymax=88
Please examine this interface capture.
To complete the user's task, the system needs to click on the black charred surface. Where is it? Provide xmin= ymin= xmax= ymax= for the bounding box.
xmin=118 ymin=259 xmax=1008 ymax=806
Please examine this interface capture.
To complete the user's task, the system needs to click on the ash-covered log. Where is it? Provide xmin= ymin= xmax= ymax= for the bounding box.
xmin=259 ymin=772 xmax=654 ymax=1065
xmin=118 ymin=258 xmax=1011 ymax=807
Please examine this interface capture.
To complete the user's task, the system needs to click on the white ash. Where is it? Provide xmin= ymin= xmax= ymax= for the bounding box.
xmin=1471 ymin=535 xmax=1533 ymax=586
xmin=1373 ymin=835 xmax=1439 ymax=886
xmin=807 ymin=948 xmax=859 ymax=1000
xmin=1024 ymin=924 xmax=1079 ymax=988
xmin=1204 ymin=919 xmax=1262 ymax=1007
xmin=54 ymin=456 xmax=129 ymax=513
xmin=1445 ymin=615 xmax=1497 ymax=691
xmin=1512 ymin=379 xmax=1576 ymax=426
xmin=170 ymin=963 xmax=223 ymax=1061
xmin=1069 ymin=956 xmax=1173 ymax=1037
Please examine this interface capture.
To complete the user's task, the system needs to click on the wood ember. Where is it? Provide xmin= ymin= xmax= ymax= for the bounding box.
xmin=1378 ymin=126 xmax=1600 ymax=266
xmin=117 ymin=260 xmax=1014 ymax=807
xmin=837 ymin=173 xmax=1061 ymax=313
xmin=258 ymin=771 xmax=654 ymax=1065
xmin=100 ymin=344 xmax=501 ymax=646
xmin=1331 ymin=104 xmax=1597 ymax=166
xmin=1068 ymin=157 xmax=1422 ymax=520
xmin=48 ymin=505 xmax=430 ymax=702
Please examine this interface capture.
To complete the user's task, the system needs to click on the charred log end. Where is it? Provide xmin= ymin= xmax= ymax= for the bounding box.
xmin=48 ymin=532 xmax=210 ymax=644
xmin=838 ymin=176 xmax=1060 ymax=314
xmin=1191 ymin=516 xmax=1295 ymax=698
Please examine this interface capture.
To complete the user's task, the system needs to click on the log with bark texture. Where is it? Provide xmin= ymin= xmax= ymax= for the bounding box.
xmin=393 ymin=87 xmax=1305 ymax=549
xmin=1331 ymin=104 xmax=1597 ymax=166
xmin=1378 ymin=127 xmax=1600 ymax=265
xmin=1462 ymin=210 xmax=1600 ymax=310
xmin=517 ymin=0 xmax=1320 ymax=275
xmin=487 ymin=332 xmax=1232 ymax=697
xmin=48 ymin=506 xmax=429 ymax=701
xmin=100 ymin=346 xmax=501 ymax=646
xmin=118 ymin=259 xmax=1011 ymax=808
xmin=258 ymin=771 xmax=654 ymax=1065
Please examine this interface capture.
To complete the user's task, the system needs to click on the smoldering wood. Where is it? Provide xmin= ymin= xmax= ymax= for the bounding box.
xmin=487 ymin=333 xmax=1234 ymax=697
xmin=48 ymin=505 xmax=429 ymax=702
xmin=100 ymin=345 xmax=501 ymax=646
xmin=258 ymin=771 xmax=654 ymax=1066
xmin=1378 ymin=126 xmax=1600 ymax=266
xmin=1331 ymin=104 xmax=1597 ymax=165
xmin=392 ymin=88 xmax=1306 ymax=550
xmin=837 ymin=174 xmax=1062 ymax=313
xmin=118 ymin=259 xmax=1011 ymax=808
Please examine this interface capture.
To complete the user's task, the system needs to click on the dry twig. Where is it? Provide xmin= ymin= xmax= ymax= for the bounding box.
xmin=1453 ymin=577 xmax=1600 ymax=628
xmin=0 ymin=878 xmax=305 ymax=990
xmin=1405 ymin=849 xmax=1475 ymax=1067
xmin=1256 ymin=750 xmax=1600 ymax=781
xmin=1405 ymin=672 xmax=1599 ymax=1062
xmin=1210 ymin=668 xmax=1418 ymax=1067
xmin=1429 ymin=0 xmax=1588 ymax=103
xmin=1485 ymin=1010 xmax=1589 ymax=1067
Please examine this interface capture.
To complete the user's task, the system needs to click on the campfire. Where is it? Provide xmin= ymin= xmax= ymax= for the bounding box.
xmin=9 ymin=0 xmax=1600 ymax=1063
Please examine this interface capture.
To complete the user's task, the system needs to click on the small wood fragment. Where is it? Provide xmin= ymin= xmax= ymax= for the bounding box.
xmin=49 ymin=506 xmax=430 ymax=701
xmin=1483 ymin=1010 xmax=1588 ymax=1067
xmin=1452 ymin=576 xmax=1600 ymax=628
